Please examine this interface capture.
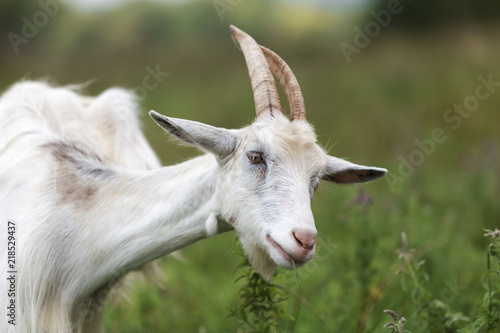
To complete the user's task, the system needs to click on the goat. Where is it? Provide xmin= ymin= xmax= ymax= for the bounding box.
xmin=0 ymin=25 xmax=387 ymax=332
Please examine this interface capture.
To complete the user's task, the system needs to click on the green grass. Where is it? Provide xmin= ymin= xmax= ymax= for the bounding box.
xmin=1 ymin=1 xmax=500 ymax=331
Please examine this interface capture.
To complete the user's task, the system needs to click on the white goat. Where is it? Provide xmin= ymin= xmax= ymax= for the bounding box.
xmin=0 ymin=26 xmax=386 ymax=332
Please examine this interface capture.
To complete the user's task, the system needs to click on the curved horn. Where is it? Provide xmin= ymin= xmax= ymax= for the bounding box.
xmin=230 ymin=25 xmax=282 ymax=118
xmin=260 ymin=46 xmax=306 ymax=121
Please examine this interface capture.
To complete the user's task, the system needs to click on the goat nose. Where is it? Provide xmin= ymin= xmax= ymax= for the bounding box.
xmin=293 ymin=228 xmax=317 ymax=250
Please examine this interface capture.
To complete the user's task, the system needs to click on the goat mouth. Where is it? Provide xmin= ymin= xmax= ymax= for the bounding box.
xmin=265 ymin=234 xmax=307 ymax=267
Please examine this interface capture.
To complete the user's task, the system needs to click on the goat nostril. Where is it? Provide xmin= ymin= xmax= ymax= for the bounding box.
xmin=293 ymin=229 xmax=317 ymax=250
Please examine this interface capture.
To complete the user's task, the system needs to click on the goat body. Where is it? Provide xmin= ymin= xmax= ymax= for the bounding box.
xmin=0 ymin=26 xmax=386 ymax=333
xmin=0 ymin=81 xmax=210 ymax=332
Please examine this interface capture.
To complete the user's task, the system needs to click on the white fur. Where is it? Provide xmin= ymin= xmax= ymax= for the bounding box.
xmin=0 ymin=81 xmax=385 ymax=333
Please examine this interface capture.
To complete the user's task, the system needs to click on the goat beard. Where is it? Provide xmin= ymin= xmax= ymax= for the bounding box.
xmin=244 ymin=245 xmax=277 ymax=282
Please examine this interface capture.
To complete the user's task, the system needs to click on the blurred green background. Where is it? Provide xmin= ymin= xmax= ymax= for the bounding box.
xmin=1 ymin=0 xmax=499 ymax=332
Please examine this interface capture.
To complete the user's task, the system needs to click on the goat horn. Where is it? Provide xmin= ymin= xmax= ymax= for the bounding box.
xmin=230 ymin=25 xmax=282 ymax=118
xmin=260 ymin=46 xmax=306 ymax=121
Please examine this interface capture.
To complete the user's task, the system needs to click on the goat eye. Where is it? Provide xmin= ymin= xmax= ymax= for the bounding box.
xmin=247 ymin=151 xmax=263 ymax=164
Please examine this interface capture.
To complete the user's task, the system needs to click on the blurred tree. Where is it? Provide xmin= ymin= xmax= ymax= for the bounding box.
xmin=368 ymin=0 xmax=500 ymax=29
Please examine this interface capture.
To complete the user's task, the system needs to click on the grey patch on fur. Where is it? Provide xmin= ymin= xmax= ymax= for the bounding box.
xmin=43 ymin=141 xmax=114 ymax=206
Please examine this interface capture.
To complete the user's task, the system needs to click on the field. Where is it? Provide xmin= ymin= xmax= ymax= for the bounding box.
xmin=1 ymin=1 xmax=499 ymax=332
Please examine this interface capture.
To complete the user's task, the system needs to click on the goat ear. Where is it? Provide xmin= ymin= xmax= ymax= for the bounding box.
xmin=149 ymin=110 xmax=237 ymax=158
xmin=322 ymin=155 xmax=387 ymax=184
